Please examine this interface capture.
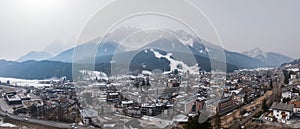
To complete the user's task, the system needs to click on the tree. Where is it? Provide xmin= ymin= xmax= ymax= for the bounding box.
xmin=244 ymin=94 xmax=249 ymax=104
xmin=12 ymin=106 xmax=16 ymax=112
xmin=184 ymin=115 xmax=212 ymax=129
xmin=282 ymin=97 xmax=291 ymax=103
xmin=270 ymin=79 xmax=273 ymax=89
xmin=240 ymin=109 xmax=247 ymax=115
xmin=262 ymin=99 xmax=268 ymax=112
xmin=56 ymin=107 xmax=66 ymax=122
xmin=283 ymin=70 xmax=290 ymax=84
xmin=211 ymin=113 xmax=221 ymax=129
xmin=29 ymin=104 xmax=38 ymax=117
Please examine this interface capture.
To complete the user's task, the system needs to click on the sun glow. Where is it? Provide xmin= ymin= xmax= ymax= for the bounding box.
xmin=16 ymin=0 xmax=65 ymax=15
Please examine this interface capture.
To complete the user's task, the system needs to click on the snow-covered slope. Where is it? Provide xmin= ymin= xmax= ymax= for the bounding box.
xmin=149 ymin=49 xmax=199 ymax=74
xmin=243 ymin=48 xmax=267 ymax=58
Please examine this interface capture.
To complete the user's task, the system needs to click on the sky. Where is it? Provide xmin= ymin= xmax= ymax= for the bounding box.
xmin=0 ymin=0 xmax=299 ymax=60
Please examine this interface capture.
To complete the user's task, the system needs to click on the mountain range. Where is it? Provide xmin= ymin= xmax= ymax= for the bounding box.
xmin=0 ymin=60 xmax=72 ymax=80
xmin=17 ymin=51 xmax=53 ymax=62
xmin=0 ymin=29 xmax=294 ymax=80
xmin=242 ymin=48 xmax=293 ymax=67
xmin=281 ymin=58 xmax=300 ymax=66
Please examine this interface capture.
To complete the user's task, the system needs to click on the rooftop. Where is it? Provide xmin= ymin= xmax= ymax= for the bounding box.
xmin=270 ymin=102 xmax=294 ymax=112
xmin=6 ymin=95 xmax=21 ymax=101
xmin=290 ymin=101 xmax=300 ymax=108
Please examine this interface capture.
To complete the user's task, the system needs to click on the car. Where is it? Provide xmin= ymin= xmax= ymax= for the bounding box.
xmin=23 ymin=117 xmax=28 ymax=121
xmin=5 ymin=113 xmax=9 ymax=117
xmin=70 ymin=123 xmax=77 ymax=129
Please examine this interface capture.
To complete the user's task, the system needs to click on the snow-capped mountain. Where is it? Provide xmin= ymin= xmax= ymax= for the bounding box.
xmin=51 ymin=28 xmax=267 ymax=71
xmin=0 ymin=28 xmax=291 ymax=80
xmin=17 ymin=51 xmax=53 ymax=62
xmin=242 ymin=48 xmax=293 ymax=67
xmin=281 ymin=58 xmax=300 ymax=66
xmin=243 ymin=48 xmax=267 ymax=58
xmin=138 ymin=30 xmax=266 ymax=69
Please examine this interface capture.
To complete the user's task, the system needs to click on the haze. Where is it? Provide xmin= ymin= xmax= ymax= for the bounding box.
xmin=0 ymin=0 xmax=299 ymax=60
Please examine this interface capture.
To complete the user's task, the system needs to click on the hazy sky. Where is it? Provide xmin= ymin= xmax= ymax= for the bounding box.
xmin=0 ymin=0 xmax=299 ymax=60
xmin=194 ymin=0 xmax=300 ymax=59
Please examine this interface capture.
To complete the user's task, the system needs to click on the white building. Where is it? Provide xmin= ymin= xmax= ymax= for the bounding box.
xmin=270 ymin=102 xmax=294 ymax=123
xmin=80 ymin=109 xmax=98 ymax=125
xmin=282 ymin=91 xmax=292 ymax=99
xmin=291 ymin=74 xmax=297 ymax=80
xmin=281 ymin=87 xmax=292 ymax=100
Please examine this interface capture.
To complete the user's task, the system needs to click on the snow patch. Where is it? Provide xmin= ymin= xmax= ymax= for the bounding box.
xmin=79 ymin=70 xmax=108 ymax=81
xmin=142 ymin=70 xmax=152 ymax=75
xmin=149 ymin=49 xmax=199 ymax=74
xmin=244 ymin=48 xmax=267 ymax=58
xmin=287 ymin=68 xmax=299 ymax=72
xmin=178 ymin=37 xmax=194 ymax=47
xmin=0 ymin=77 xmax=55 ymax=87
xmin=0 ymin=122 xmax=17 ymax=127
xmin=205 ymin=48 xmax=210 ymax=53
xmin=199 ymin=50 xmax=205 ymax=54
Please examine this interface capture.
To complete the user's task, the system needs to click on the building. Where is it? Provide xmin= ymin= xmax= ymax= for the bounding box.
xmin=19 ymin=94 xmax=31 ymax=101
xmin=106 ymin=92 xmax=119 ymax=103
xmin=290 ymin=101 xmax=300 ymax=113
xmin=173 ymin=114 xmax=189 ymax=123
xmin=167 ymin=78 xmax=180 ymax=87
xmin=291 ymin=74 xmax=297 ymax=80
xmin=270 ymin=102 xmax=294 ymax=123
xmin=6 ymin=95 xmax=22 ymax=105
xmin=180 ymin=99 xmax=193 ymax=114
xmin=121 ymin=100 xmax=134 ymax=108
xmin=80 ymin=109 xmax=98 ymax=125
xmin=141 ymin=103 xmax=156 ymax=116
xmin=216 ymin=96 xmax=235 ymax=114
xmin=5 ymin=91 xmax=17 ymax=96
xmin=194 ymin=100 xmax=205 ymax=112
xmin=281 ymin=87 xmax=292 ymax=99
xmin=124 ymin=107 xmax=142 ymax=118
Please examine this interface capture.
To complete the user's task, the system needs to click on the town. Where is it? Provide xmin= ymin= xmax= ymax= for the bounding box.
xmin=0 ymin=63 xmax=299 ymax=129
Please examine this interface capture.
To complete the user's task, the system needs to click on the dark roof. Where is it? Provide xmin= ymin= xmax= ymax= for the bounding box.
xmin=270 ymin=102 xmax=294 ymax=112
xmin=125 ymin=119 xmax=143 ymax=129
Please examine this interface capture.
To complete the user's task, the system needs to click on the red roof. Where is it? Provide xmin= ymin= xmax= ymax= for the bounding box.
xmin=291 ymin=101 xmax=300 ymax=108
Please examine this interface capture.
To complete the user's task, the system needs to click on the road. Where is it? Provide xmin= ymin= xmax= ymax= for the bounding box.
xmin=229 ymin=107 xmax=263 ymax=129
xmin=0 ymin=98 xmax=14 ymax=113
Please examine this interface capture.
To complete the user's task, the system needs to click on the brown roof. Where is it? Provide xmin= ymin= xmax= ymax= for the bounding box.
xmin=290 ymin=101 xmax=300 ymax=108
